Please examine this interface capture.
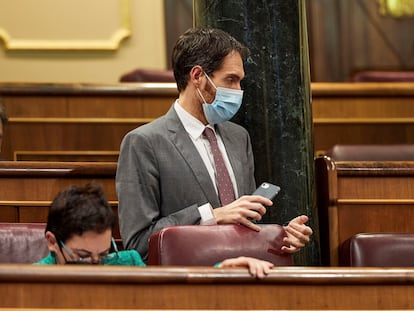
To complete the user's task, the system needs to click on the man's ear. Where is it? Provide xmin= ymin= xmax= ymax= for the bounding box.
xmin=45 ymin=231 xmax=59 ymax=252
xmin=189 ymin=66 xmax=205 ymax=87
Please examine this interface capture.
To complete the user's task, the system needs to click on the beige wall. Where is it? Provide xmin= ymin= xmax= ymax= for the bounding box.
xmin=0 ymin=0 xmax=167 ymax=83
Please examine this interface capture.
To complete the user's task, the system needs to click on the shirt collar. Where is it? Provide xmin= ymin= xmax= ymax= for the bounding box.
xmin=174 ymin=100 xmax=214 ymax=139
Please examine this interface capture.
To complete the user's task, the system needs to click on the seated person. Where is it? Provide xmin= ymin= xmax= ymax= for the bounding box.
xmin=36 ymin=183 xmax=274 ymax=278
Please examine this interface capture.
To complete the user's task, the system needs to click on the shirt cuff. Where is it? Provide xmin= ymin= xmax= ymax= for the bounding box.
xmin=198 ymin=203 xmax=217 ymax=225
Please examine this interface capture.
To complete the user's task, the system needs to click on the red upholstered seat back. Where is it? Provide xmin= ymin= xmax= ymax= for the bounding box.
xmin=340 ymin=233 xmax=414 ymax=267
xmin=148 ymin=224 xmax=294 ymax=266
xmin=352 ymin=71 xmax=414 ymax=82
xmin=119 ymin=69 xmax=175 ymax=82
xmin=0 ymin=223 xmax=48 ymax=263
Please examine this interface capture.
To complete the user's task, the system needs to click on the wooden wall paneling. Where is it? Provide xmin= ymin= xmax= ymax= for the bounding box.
xmin=164 ymin=0 xmax=193 ymax=69
xmin=0 ymin=162 xmax=118 ymax=200
xmin=0 ymin=205 xmax=17 ymax=222
xmin=307 ymin=0 xmax=414 ymax=81
xmin=349 ymin=0 xmax=414 ymax=70
xmin=18 ymin=206 xmax=50 ymax=223
xmin=64 ymin=96 xmax=174 ymax=118
xmin=4 ymin=96 xmax=68 ymax=117
xmin=7 ymin=122 xmax=138 ymax=153
xmin=314 ymin=123 xmax=414 ymax=154
xmin=3 ymin=94 xmax=172 ymax=118
xmin=0 ymin=177 xmax=116 ymax=201
xmin=307 ymin=0 xmax=343 ymax=82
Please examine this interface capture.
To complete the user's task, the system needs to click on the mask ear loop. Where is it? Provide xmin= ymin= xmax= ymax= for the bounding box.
xmin=204 ymin=72 xmax=217 ymax=90
xmin=197 ymin=72 xmax=217 ymax=104
xmin=111 ymin=237 xmax=118 ymax=253
xmin=58 ymin=240 xmax=76 ymax=263
xmin=196 ymin=88 xmax=208 ymax=104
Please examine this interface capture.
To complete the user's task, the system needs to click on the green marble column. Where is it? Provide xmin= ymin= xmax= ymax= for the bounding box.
xmin=194 ymin=0 xmax=320 ymax=265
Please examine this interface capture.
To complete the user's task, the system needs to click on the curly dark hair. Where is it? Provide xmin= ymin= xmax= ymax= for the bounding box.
xmin=172 ymin=27 xmax=249 ymax=92
xmin=46 ymin=183 xmax=115 ymax=243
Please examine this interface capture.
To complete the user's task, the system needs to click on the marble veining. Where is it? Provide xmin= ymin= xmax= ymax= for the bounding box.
xmin=194 ymin=0 xmax=319 ymax=265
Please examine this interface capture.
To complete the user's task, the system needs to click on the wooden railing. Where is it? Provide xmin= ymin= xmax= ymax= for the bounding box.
xmin=1 ymin=265 xmax=414 ymax=309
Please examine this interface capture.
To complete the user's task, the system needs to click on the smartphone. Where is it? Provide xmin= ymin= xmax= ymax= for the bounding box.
xmin=252 ymin=182 xmax=281 ymax=201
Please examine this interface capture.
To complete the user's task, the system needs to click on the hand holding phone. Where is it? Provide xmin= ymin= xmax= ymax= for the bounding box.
xmin=252 ymin=182 xmax=281 ymax=202
xmin=248 ymin=182 xmax=280 ymax=223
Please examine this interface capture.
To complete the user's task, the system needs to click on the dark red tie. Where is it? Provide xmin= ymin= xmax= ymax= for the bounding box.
xmin=203 ymin=127 xmax=236 ymax=205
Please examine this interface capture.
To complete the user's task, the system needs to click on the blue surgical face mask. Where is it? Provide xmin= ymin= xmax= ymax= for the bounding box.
xmin=197 ymin=73 xmax=244 ymax=124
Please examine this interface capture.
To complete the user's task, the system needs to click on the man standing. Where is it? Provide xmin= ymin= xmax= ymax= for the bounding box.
xmin=116 ymin=28 xmax=312 ymax=261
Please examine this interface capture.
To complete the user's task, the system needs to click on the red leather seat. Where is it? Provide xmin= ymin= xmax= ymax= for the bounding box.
xmin=147 ymin=224 xmax=294 ymax=266
xmin=119 ymin=69 xmax=175 ymax=82
xmin=340 ymin=232 xmax=414 ymax=267
xmin=0 ymin=223 xmax=48 ymax=263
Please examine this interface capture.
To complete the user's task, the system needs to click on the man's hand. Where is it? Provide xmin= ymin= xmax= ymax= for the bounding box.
xmin=218 ymin=256 xmax=274 ymax=279
xmin=212 ymin=195 xmax=272 ymax=231
xmin=281 ymin=215 xmax=313 ymax=253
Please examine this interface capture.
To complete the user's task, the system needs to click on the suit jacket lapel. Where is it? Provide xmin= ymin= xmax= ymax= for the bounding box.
xmin=165 ymin=107 xmax=220 ymax=207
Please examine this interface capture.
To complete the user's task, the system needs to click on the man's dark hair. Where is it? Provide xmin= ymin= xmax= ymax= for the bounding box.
xmin=46 ymin=183 xmax=115 ymax=243
xmin=172 ymin=27 xmax=249 ymax=92
xmin=0 ymin=100 xmax=7 ymax=128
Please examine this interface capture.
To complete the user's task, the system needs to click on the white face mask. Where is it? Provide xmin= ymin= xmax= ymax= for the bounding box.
xmin=197 ymin=73 xmax=244 ymax=124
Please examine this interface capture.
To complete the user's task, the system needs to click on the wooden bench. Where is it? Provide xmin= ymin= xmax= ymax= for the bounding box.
xmin=312 ymin=82 xmax=414 ymax=155
xmin=315 ymin=156 xmax=414 ymax=265
xmin=1 ymin=82 xmax=414 ymax=161
xmin=0 ymin=161 xmax=121 ymax=244
xmin=1 ymin=265 xmax=414 ymax=309
xmin=0 ymin=82 xmax=176 ymax=161
xmin=4 ymin=158 xmax=414 ymax=265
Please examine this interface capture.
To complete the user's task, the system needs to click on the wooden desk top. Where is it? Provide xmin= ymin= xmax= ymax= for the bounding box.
xmin=334 ymin=160 xmax=414 ymax=176
xmin=2 ymin=264 xmax=414 ymax=284
xmin=0 ymin=82 xmax=178 ymax=96
xmin=1 ymin=265 xmax=414 ymax=309
xmin=1 ymin=82 xmax=413 ymax=97
xmin=0 ymin=161 xmax=117 ymax=177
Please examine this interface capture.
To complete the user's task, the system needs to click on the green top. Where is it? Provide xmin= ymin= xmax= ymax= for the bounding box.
xmin=35 ymin=250 xmax=146 ymax=266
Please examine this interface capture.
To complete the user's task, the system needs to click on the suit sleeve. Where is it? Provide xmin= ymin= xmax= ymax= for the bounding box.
xmin=245 ymin=131 xmax=257 ymax=194
xmin=116 ymin=130 xmax=201 ymax=261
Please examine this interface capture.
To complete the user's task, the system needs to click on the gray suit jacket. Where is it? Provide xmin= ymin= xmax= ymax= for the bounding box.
xmin=116 ymin=105 xmax=256 ymax=260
